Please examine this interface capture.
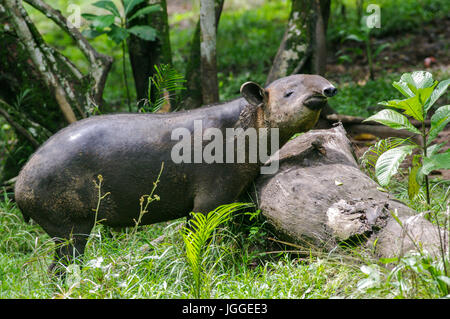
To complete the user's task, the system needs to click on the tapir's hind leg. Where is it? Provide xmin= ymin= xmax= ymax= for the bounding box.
xmin=49 ymin=233 xmax=89 ymax=274
xmin=37 ymin=218 xmax=94 ymax=274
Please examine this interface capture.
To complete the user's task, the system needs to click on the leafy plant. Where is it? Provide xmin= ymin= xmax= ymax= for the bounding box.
xmin=386 ymin=252 xmax=449 ymax=297
xmin=357 ymin=251 xmax=450 ymax=298
xmin=139 ymin=64 xmax=186 ymax=113
xmin=364 ymin=71 xmax=450 ymax=205
xmin=82 ymin=0 xmax=162 ymax=111
xmin=180 ymin=202 xmax=254 ymax=298
xmin=341 ymin=17 xmax=389 ymax=80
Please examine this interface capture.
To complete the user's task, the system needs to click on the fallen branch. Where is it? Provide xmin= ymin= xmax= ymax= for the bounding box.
xmin=346 ymin=124 xmax=422 ymax=145
xmin=326 ymin=113 xmax=432 ymax=127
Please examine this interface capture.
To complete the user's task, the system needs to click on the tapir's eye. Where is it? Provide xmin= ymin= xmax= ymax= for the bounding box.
xmin=284 ymin=91 xmax=294 ymax=98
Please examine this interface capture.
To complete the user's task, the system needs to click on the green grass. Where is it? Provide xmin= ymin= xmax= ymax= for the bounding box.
xmin=327 ymin=73 xmax=399 ymax=118
xmin=1 ymin=184 xmax=448 ymax=299
xmin=0 ymin=198 xmax=361 ymax=299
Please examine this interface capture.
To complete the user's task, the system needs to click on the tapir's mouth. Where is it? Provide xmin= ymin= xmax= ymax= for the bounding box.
xmin=304 ymin=95 xmax=328 ymax=110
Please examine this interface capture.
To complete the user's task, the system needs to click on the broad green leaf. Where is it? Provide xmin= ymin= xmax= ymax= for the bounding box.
xmin=427 ymin=105 xmax=450 ymax=145
xmin=393 ymin=80 xmax=415 ymax=98
xmin=127 ymin=25 xmax=157 ymax=41
xmin=401 ymin=71 xmax=435 ymax=95
xmin=107 ymin=24 xmax=129 ymax=44
xmin=421 ymin=149 xmax=450 ymax=175
xmin=416 ymin=84 xmax=437 ymax=107
xmin=424 ymin=79 xmax=450 ymax=112
xmin=90 ymin=14 xmax=115 ymax=31
xmin=379 ymin=96 xmax=424 ymax=122
xmin=128 ymin=4 xmax=161 ymax=22
xmin=375 ymin=145 xmax=416 ymax=186
xmin=427 ymin=142 xmax=445 ymax=157
xmin=93 ymin=0 xmax=121 ymax=17
xmin=408 ymin=155 xmax=421 ymax=200
xmin=123 ymin=0 xmax=146 ymax=16
xmin=364 ymin=109 xmax=421 ymax=134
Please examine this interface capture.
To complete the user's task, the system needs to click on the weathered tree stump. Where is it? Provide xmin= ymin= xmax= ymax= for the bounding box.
xmin=255 ymin=124 xmax=447 ymax=258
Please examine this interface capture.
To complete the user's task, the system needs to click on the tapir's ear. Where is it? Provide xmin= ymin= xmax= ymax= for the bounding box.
xmin=240 ymin=81 xmax=267 ymax=106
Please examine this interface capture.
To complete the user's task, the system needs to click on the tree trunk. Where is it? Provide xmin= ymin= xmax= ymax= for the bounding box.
xmin=255 ymin=125 xmax=447 ymax=259
xmin=199 ymin=0 xmax=219 ymax=105
xmin=266 ymin=0 xmax=330 ymax=85
xmin=182 ymin=0 xmax=224 ymax=110
xmin=127 ymin=0 xmax=172 ymax=102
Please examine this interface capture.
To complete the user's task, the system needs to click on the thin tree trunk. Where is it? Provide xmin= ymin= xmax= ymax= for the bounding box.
xmin=266 ymin=0 xmax=330 ymax=85
xmin=127 ymin=0 xmax=172 ymax=102
xmin=311 ymin=0 xmax=329 ymax=76
xmin=199 ymin=0 xmax=219 ymax=105
xmin=182 ymin=0 xmax=224 ymax=110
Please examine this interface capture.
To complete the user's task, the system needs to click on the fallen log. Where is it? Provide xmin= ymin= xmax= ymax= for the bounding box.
xmin=346 ymin=124 xmax=421 ymax=144
xmin=319 ymin=114 xmax=423 ymax=145
xmin=255 ymin=124 xmax=447 ymax=259
xmin=326 ymin=113 xmax=431 ymax=127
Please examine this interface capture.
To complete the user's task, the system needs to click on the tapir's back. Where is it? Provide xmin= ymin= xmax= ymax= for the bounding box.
xmin=15 ymin=99 xmax=246 ymax=228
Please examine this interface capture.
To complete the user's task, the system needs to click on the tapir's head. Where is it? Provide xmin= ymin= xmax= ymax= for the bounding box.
xmin=240 ymin=74 xmax=337 ymax=141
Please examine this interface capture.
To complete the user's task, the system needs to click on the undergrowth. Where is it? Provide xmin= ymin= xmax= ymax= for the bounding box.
xmin=1 ymin=183 xmax=448 ymax=299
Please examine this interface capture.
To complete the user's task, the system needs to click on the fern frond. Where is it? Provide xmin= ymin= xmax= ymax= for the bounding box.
xmin=145 ymin=64 xmax=186 ymax=113
xmin=360 ymin=137 xmax=411 ymax=170
xmin=181 ymin=202 xmax=254 ymax=297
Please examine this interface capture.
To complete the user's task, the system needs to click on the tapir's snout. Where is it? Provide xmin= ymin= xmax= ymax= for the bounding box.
xmin=304 ymin=83 xmax=337 ymax=110
xmin=323 ymin=86 xmax=338 ymax=97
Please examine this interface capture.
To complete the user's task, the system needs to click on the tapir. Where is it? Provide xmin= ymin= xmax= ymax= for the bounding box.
xmin=14 ymin=74 xmax=337 ymax=268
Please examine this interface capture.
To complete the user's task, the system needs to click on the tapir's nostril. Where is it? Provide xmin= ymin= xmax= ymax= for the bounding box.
xmin=323 ymin=87 xmax=337 ymax=97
